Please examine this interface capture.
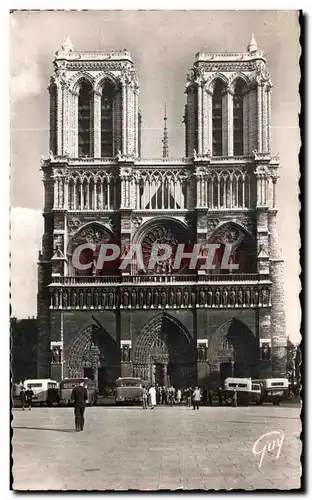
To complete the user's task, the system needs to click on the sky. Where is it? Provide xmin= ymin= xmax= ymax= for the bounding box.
xmin=10 ymin=10 xmax=301 ymax=343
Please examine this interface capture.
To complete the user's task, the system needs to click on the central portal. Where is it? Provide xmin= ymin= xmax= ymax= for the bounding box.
xmin=133 ymin=313 xmax=197 ymax=388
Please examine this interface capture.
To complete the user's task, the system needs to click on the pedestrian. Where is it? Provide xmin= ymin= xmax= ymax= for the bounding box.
xmin=167 ymin=386 xmax=173 ymax=407
xmin=192 ymin=386 xmax=201 ymax=410
xmin=71 ymin=381 xmax=88 ymax=432
xmin=19 ymin=386 xmax=26 ymax=410
xmin=148 ymin=385 xmax=156 ymax=409
xmin=176 ymin=388 xmax=182 ymax=404
xmin=208 ymin=388 xmax=213 ymax=406
xmin=232 ymin=389 xmax=238 ymax=407
xmin=142 ymin=386 xmax=148 ymax=410
xmin=25 ymin=387 xmax=34 ymax=410
xmin=187 ymin=387 xmax=192 ymax=407
xmin=218 ymin=386 xmax=223 ymax=406
xmin=162 ymin=386 xmax=167 ymax=405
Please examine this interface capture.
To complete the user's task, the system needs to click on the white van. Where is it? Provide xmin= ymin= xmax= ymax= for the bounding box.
xmin=24 ymin=379 xmax=59 ymax=406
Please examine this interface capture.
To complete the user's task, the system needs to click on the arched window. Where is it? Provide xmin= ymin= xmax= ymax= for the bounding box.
xmin=233 ymin=80 xmax=244 ymax=156
xmin=212 ymin=80 xmax=224 ymax=156
xmin=78 ymin=81 xmax=93 ymax=157
xmin=101 ymin=81 xmax=114 ymax=157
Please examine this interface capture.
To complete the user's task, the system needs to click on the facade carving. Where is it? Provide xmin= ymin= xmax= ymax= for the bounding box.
xmin=38 ymin=36 xmax=286 ymax=388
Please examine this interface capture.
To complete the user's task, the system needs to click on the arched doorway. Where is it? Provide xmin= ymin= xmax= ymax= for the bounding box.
xmin=66 ymin=323 xmax=120 ymax=394
xmin=132 ymin=313 xmax=197 ymax=388
xmin=207 ymin=318 xmax=259 ymax=385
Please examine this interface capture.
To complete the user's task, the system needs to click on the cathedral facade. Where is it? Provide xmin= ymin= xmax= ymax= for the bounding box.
xmin=37 ymin=35 xmax=287 ymax=391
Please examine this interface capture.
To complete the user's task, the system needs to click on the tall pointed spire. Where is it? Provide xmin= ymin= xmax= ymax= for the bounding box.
xmin=247 ymin=33 xmax=258 ymax=53
xmin=162 ymin=100 xmax=169 ymax=158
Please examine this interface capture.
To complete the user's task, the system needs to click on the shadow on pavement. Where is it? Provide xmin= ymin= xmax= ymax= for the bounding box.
xmin=13 ymin=426 xmax=76 ymax=433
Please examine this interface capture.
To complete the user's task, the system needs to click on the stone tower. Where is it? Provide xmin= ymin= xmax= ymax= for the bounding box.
xmin=37 ymin=36 xmax=286 ymax=389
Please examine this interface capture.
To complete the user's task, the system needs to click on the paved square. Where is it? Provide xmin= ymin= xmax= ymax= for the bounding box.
xmin=12 ymin=405 xmax=301 ymax=490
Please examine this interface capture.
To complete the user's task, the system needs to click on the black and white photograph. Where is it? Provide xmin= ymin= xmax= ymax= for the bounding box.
xmin=10 ymin=9 xmax=301 ymax=491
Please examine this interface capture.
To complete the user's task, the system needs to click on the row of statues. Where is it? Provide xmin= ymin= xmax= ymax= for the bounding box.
xmin=52 ymin=286 xmax=271 ymax=309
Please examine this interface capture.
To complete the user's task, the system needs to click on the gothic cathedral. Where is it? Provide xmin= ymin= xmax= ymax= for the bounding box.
xmin=38 ymin=35 xmax=287 ymax=391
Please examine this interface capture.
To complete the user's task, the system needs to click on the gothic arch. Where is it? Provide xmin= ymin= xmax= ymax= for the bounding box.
xmin=132 ymin=216 xmax=193 ymax=245
xmin=70 ymin=72 xmax=95 ymax=93
xmin=228 ymin=73 xmax=250 ymax=93
xmin=67 ymin=221 xmax=115 ymax=255
xmin=94 ymin=73 xmax=120 ymax=94
xmin=207 ymin=317 xmax=258 ymax=376
xmin=206 ymin=73 xmax=229 ymax=94
xmin=66 ymin=319 xmax=119 ymax=379
xmin=207 ymin=221 xmax=257 ymax=274
xmin=208 ymin=220 xmax=254 ymax=244
xmin=132 ymin=313 xmax=197 ymax=386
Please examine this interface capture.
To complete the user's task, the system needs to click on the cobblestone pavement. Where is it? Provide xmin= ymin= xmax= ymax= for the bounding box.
xmin=12 ymin=405 xmax=301 ymax=491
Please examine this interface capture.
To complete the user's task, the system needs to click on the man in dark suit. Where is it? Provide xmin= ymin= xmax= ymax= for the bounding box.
xmin=71 ymin=381 xmax=88 ymax=432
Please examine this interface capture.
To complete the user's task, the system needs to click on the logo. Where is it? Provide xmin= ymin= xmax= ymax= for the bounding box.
xmin=252 ymin=430 xmax=285 ymax=468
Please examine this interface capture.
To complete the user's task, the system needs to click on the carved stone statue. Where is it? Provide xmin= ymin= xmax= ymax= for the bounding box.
xmin=230 ymin=288 xmax=236 ymax=306
xmin=238 ymin=288 xmax=243 ymax=306
xmin=191 ymin=291 xmax=196 ymax=308
xmin=161 ymin=290 xmax=167 ymax=308
xmin=207 ymin=289 xmax=213 ymax=306
xmin=71 ymin=291 xmax=77 ymax=308
xmin=79 ymin=290 xmax=84 ymax=309
xmin=94 ymin=290 xmax=99 ymax=308
xmin=109 ymin=290 xmax=114 ymax=308
xmin=102 ymin=290 xmax=107 ymax=308
xmin=86 ymin=290 xmax=92 ymax=308
xmin=54 ymin=291 xmax=59 ymax=308
xmin=222 ymin=289 xmax=228 ymax=307
xmin=169 ymin=289 xmax=174 ymax=307
xmin=146 ymin=290 xmax=152 ymax=308
xmin=139 ymin=289 xmax=144 ymax=308
xmin=261 ymin=342 xmax=271 ymax=361
xmin=183 ymin=289 xmax=189 ymax=307
xmin=131 ymin=290 xmax=136 ymax=308
xmin=123 ymin=289 xmax=129 ymax=307
xmin=51 ymin=347 xmax=59 ymax=363
xmin=199 ymin=288 xmax=205 ymax=306
xmin=215 ymin=289 xmax=220 ymax=307
xmin=251 ymin=289 xmax=258 ymax=306
xmin=123 ymin=345 xmax=130 ymax=362
xmin=245 ymin=288 xmax=251 ymax=307
xmin=176 ymin=289 xmax=182 ymax=307
xmin=154 ymin=289 xmax=159 ymax=308
xmin=63 ymin=291 xmax=68 ymax=308
xmin=261 ymin=289 xmax=268 ymax=306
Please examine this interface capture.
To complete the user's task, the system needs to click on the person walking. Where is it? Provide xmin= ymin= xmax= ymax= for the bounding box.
xmin=208 ymin=388 xmax=213 ymax=406
xmin=192 ymin=386 xmax=201 ymax=410
xmin=218 ymin=386 xmax=223 ymax=406
xmin=19 ymin=387 xmax=26 ymax=410
xmin=232 ymin=389 xmax=238 ymax=407
xmin=71 ymin=381 xmax=88 ymax=432
xmin=148 ymin=385 xmax=156 ymax=409
xmin=187 ymin=387 xmax=192 ymax=407
xmin=142 ymin=386 xmax=148 ymax=410
xmin=176 ymin=388 xmax=182 ymax=404
xmin=25 ymin=387 xmax=34 ymax=410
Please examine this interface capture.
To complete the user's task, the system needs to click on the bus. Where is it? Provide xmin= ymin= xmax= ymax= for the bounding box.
xmin=253 ymin=378 xmax=289 ymax=405
xmin=24 ymin=379 xmax=59 ymax=406
xmin=59 ymin=378 xmax=98 ymax=406
xmin=224 ymin=378 xmax=262 ymax=405
xmin=115 ymin=377 xmax=143 ymax=405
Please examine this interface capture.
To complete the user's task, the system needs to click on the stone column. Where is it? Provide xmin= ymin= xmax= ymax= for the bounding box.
xmin=257 ymin=84 xmax=264 ymax=153
xmin=94 ymin=90 xmax=101 ymax=158
xmin=56 ymin=83 xmax=64 ymax=156
xmin=268 ymin=209 xmax=287 ymax=377
xmin=197 ymin=83 xmax=203 ymax=155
